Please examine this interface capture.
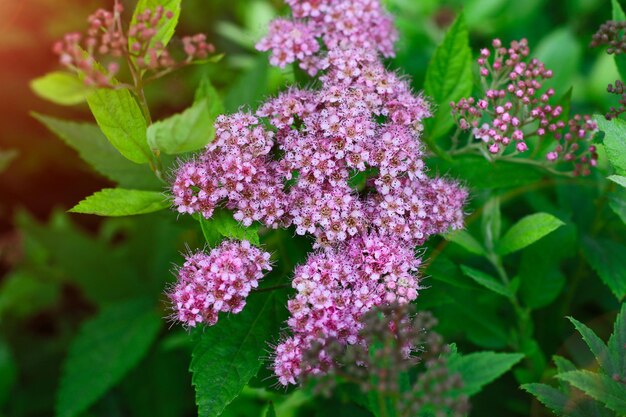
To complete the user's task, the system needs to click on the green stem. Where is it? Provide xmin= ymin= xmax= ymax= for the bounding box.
xmin=486 ymin=251 xmax=529 ymax=351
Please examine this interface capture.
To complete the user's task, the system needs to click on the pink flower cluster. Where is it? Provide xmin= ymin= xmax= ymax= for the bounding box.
xmin=451 ymin=39 xmax=597 ymax=176
xmin=273 ymin=233 xmax=421 ymax=385
xmin=173 ymin=48 xmax=466 ymax=249
xmin=53 ymin=0 xmax=214 ymax=87
xmin=171 ymin=46 xmax=467 ymax=384
xmin=168 ymin=240 xmax=271 ymax=328
xmin=172 ymin=113 xmax=287 ymax=228
xmin=170 ymin=0 xmax=467 ymax=386
xmin=256 ymin=0 xmax=397 ymax=75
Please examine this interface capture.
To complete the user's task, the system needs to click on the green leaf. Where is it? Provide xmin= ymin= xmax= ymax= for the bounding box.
xmin=198 ymin=210 xmax=260 ymax=246
xmin=69 ymin=188 xmax=169 ymax=217
xmin=0 ymin=340 xmax=16 ymax=408
xmin=0 ymin=270 xmax=60 ymax=320
xmin=444 ymin=230 xmax=486 ymax=256
xmin=30 ymin=72 xmax=90 ymax=106
xmin=518 ymin=225 xmax=574 ymax=309
xmin=56 ymin=299 xmax=161 ymax=417
xmin=0 ymin=149 xmax=18 ymax=174
xmin=224 ymin=56 xmax=269 ymax=112
xmin=446 ymin=294 xmax=510 ymax=349
xmin=33 ymin=114 xmax=160 ymax=189
xmin=460 ymin=265 xmax=511 ymax=298
xmin=496 ymin=213 xmax=564 ymax=256
xmin=447 ymin=351 xmax=524 ymax=396
xmin=265 ymin=402 xmax=276 ymax=417
xmin=595 ymin=115 xmax=626 ymax=175
xmin=129 ymin=0 xmax=181 ymax=66
xmin=557 ymin=370 xmax=626 ymax=414
xmin=567 ymin=317 xmax=615 ymax=376
xmin=608 ymin=175 xmax=626 ymax=188
xmin=614 ymin=0 xmax=626 ymax=20
xmin=424 ymin=12 xmax=473 ymax=140
xmin=482 ymin=197 xmax=501 ymax=252
xmin=521 ymin=383 xmax=570 ymax=416
xmin=190 ymin=293 xmax=277 ymax=417
xmin=612 ymin=0 xmax=626 ymax=81
xmin=553 ymin=355 xmax=577 ymax=374
xmin=428 ymin=155 xmax=543 ymax=189
xmin=609 ymin=189 xmax=626 ymax=224
xmin=16 ymin=211 xmax=144 ymax=306
xmin=147 ymin=99 xmax=217 ymax=155
xmin=581 ymin=236 xmax=626 ymax=300
xmin=195 ymin=75 xmax=225 ymax=111
xmin=534 ymin=28 xmax=581 ymax=92
xmin=86 ymin=87 xmax=152 ymax=164
xmin=608 ymin=303 xmax=626 ymax=376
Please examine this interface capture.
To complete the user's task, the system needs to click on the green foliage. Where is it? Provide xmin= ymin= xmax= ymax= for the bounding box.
xmin=0 ymin=148 xmax=18 ymax=174
xmin=482 ymin=196 xmax=502 ymax=253
xmin=33 ymin=114 xmax=160 ymax=189
xmin=460 ymin=265 xmax=513 ymax=298
xmin=265 ymin=402 xmax=276 ymax=417
xmin=429 ymin=155 xmax=543 ymax=189
xmin=86 ymin=87 xmax=153 ymax=164
xmin=567 ymin=317 xmax=614 ymax=375
xmin=608 ymin=175 xmax=626 ymax=188
xmin=517 ymin=225 xmax=573 ymax=309
xmin=609 ymin=190 xmax=626 ymax=224
xmin=56 ymin=299 xmax=161 ymax=417
xmin=556 ymin=372 xmax=626 ymax=414
xmin=30 ymin=72 xmax=90 ymax=106
xmin=595 ymin=115 xmax=626 ymax=175
xmin=582 ymin=237 xmax=626 ymax=300
xmin=0 ymin=271 xmax=60 ymax=320
xmin=424 ymin=12 xmax=473 ymax=142
xmin=523 ymin=305 xmax=626 ymax=416
xmin=129 ymin=0 xmax=182 ymax=66
xmin=198 ymin=210 xmax=260 ymax=246
xmin=612 ymin=0 xmax=626 ymax=82
xmin=69 ymin=188 xmax=169 ymax=216
xmin=496 ymin=213 xmax=565 ymax=256
xmin=445 ymin=230 xmax=486 ymax=256
xmin=447 ymin=348 xmax=524 ymax=396
xmin=15 ymin=210 xmax=182 ymax=307
xmin=0 ymin=340 xmax=16 ymax=408
xmin=534 ymin=28 xmax=581 ymax=92
xmin=147 ymin=77 xmax=223 ymax=154
xmin=190 ymin=293 xmax=278 ymax=417
xmin=224 ymin=56 xmax=270 ymax=112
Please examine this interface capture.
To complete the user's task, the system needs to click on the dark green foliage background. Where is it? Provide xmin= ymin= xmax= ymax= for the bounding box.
xmin=0 ymin=0 xmax=625 ymax=416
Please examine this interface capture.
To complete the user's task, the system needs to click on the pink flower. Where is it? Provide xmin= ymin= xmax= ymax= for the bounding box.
xmin=168 ymin=241 xmax=272 ymax=328
xmin=256 ymin=0 xmax=397 ymax=75
xmin=272 ymin=232 xmax=422 ymax=384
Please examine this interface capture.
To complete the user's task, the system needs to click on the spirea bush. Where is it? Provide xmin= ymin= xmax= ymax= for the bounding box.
xmin=3 ymin=0 xmax=624 ymax=416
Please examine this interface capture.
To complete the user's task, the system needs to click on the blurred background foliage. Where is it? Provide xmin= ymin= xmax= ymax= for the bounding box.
xmin=0 ymin=0 xmax=624 ymax=416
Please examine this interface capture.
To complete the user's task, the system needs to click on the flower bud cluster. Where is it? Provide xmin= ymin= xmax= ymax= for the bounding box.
xmin=256 ymin=0 xmax=397 ymax=75
xmin=606 ymin=79 xmax=626 ymax=120
xmin=167 ymin=240 xmax=271 ymax=328
xmin=299 ymin=303 xmax=470 ymax=416
xmin=451 ymin=39 xmax=597 ymax=176
xmin=590 ymin=20 xmax=626 ymax=55
xmin=53 ymin=0 xmax=214 ymax=87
